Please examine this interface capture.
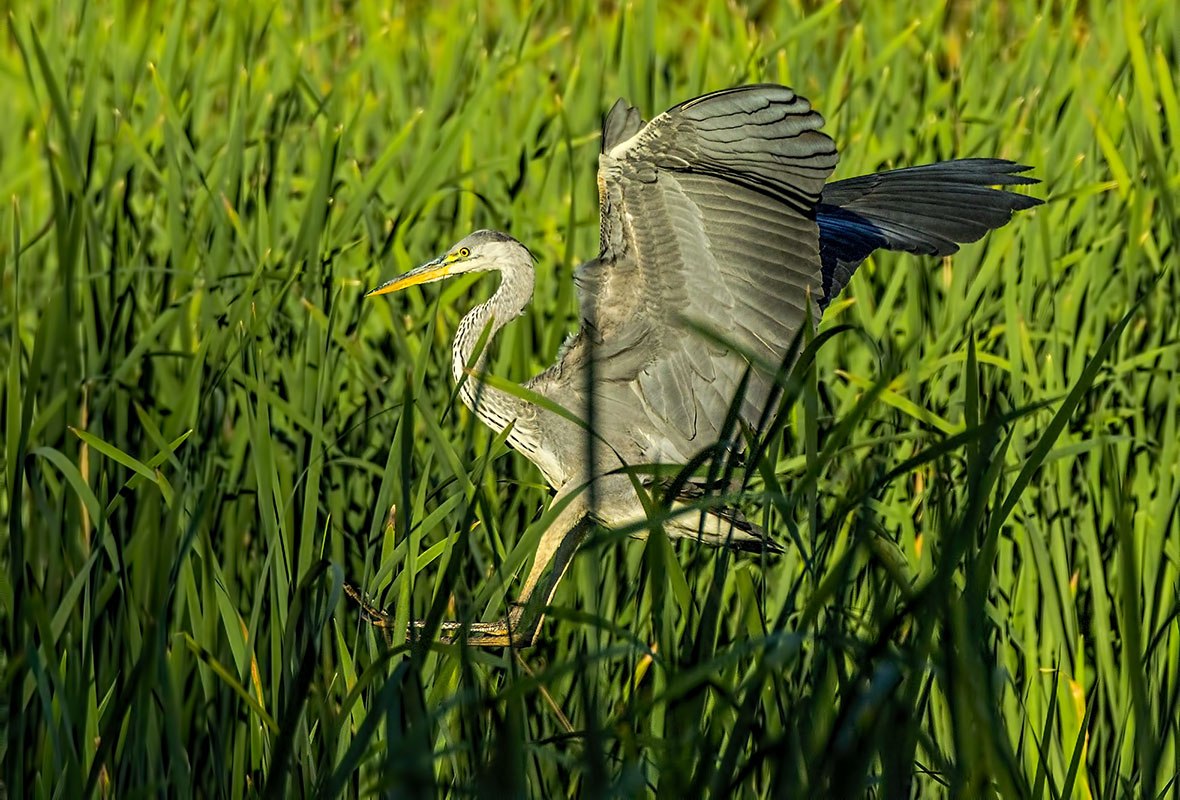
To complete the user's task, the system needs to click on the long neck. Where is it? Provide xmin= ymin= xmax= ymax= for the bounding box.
xmin=452 ymin=263 xmax=533 ymax=434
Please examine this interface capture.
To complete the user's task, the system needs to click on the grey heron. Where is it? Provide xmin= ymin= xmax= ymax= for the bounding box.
xmin=366 ymin=84 xmax=1041 ymax=646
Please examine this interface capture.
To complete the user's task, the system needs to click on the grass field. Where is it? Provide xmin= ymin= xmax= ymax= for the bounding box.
xmin=2 ymin=0 xmax=1179 ymax=796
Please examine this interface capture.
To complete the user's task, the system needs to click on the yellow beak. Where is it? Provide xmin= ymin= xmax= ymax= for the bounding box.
xmin=365 ymin=258 xmax=452 ymax=297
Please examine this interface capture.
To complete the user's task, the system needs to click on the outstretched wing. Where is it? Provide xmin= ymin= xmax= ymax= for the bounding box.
xmin=816 ymin=159 xmax=1043 ymax=306
xmin=533 ymin=85 xmax=839 ymax=466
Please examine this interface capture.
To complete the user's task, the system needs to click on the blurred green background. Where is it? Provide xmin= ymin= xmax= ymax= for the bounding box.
xmin=2 ymin=0 xmax=1177 ymax=796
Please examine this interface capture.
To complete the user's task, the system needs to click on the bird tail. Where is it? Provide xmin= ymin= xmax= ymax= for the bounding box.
xmin=666 ymin=499 xmax=784 ymax=554
xmin=816 ymin=158 xmax=1043 ymax=306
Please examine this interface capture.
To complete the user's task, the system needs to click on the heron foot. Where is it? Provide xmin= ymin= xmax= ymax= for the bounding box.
xmin=410 ymin=605 xmax=538 ymax=648
xmin=345 ymin=582 xmax=541 ymax=647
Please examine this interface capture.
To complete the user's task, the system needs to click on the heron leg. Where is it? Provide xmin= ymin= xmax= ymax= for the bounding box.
xmin=502 ymin=498 xmax=594 ymax=646
xmin=405 ymin=482 xmax=593 ymax=648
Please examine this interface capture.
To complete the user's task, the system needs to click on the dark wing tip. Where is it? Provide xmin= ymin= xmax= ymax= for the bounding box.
xmin=816 ymin=156 xmax=1044 ymax=301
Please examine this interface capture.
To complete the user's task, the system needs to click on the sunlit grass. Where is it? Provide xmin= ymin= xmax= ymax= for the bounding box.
xmin=2 ymin=0 xmax=1178 ymax=796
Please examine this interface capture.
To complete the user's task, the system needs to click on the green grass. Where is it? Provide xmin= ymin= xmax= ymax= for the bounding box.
xmin=2 ymin=0 xmax=1178 ymax=796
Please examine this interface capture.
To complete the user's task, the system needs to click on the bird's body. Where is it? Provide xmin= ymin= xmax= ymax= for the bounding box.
xmin=367 ymin=84 xmax=1041 ymax=645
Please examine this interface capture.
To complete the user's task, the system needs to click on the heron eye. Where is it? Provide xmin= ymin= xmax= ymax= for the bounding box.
xmin=458 ymin=247 xmax=471 ymax=258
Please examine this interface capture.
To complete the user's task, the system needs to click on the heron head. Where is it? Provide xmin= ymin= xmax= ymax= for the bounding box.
xmin=365 ymin=229 xmax=530 ymax=298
